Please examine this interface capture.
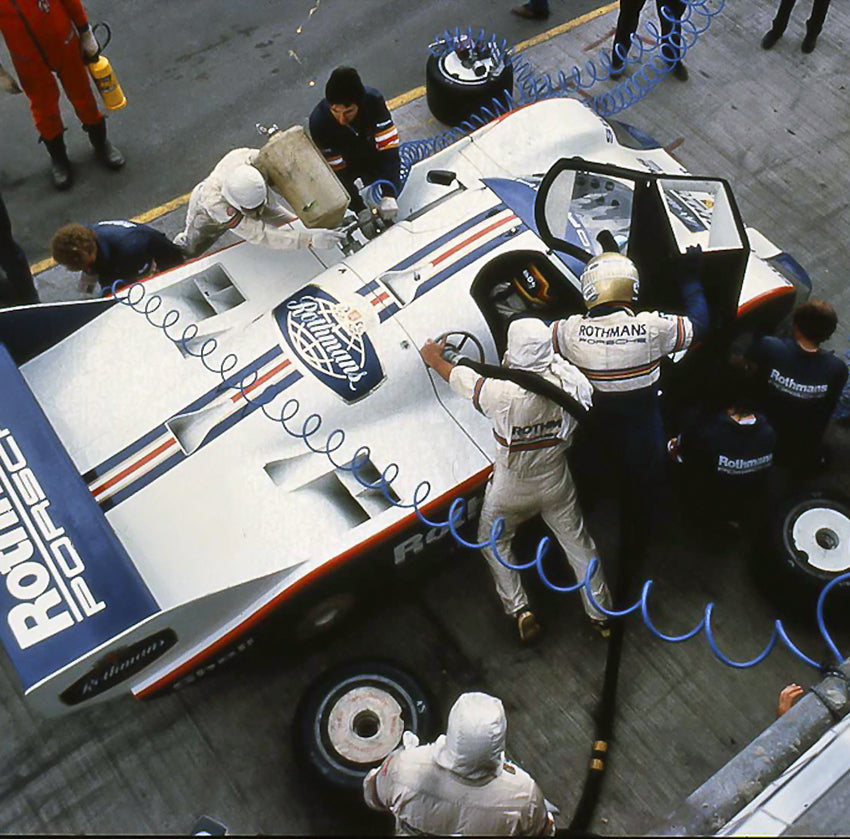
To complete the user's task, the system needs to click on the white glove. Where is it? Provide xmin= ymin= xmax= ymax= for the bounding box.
xmin=78 ymin=25 xmax=100 ymax=61
xmin=402 ymin=730 xmax=420 ymax=749
xmin=308 ymin=229 xmax=346 ymax=250
xmin=0 ymin=66 xmax=21 ymax=95
xmin=378 ymin=196 xmax=398 ymax=222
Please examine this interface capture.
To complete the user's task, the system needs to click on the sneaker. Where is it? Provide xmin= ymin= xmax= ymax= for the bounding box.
xmin=670 ymin=63 xmax=689 ymax=82
xmin=801 ymin=32 xmax=818 ymax=53
xmin=516 ymin=610 xmax=541 ymax=643
xmin=761 ymin=29 xmax=781 ymax=50
xmin=590 ymin=618 xmax=612 ymax=639
xmin=511 ymin=4 xmax=550 ymax=20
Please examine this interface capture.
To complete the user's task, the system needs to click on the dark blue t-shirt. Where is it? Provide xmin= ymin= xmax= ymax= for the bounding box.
xmin=309 ymin=87 xmax=401 ymax=201
xmin=89 ymin=221 xmax=185 ymax=290
xmin=750 ymin=336 xmax=848 ymax=462
xmin=680 ymin=410 xmax=775 ymax=488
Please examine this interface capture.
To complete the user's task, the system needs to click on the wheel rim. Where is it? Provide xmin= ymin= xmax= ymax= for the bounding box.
xmin=326 ymin=686 xmax=404 ymax=763
xmin=438 ymin=49 xmax=506 ymax=86
xmin=313 ymin=673 xmax=423 ymax=779
xmin=788 ymin=504 xmax=850 ymax=574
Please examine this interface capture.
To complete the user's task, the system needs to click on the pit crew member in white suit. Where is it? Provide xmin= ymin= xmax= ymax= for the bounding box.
xmin=420 ymin=319 xmax=612 ymax=644
xmin=173 ymin=147 xmax=345 ymax=257
xmin=363 ymin=691 xmax=556 ymax=836
xmin=551 ymin=248 xmax=708 ymax=549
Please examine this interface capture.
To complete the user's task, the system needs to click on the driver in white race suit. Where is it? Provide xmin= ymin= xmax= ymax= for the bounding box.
xmin=363 ymin=691 xmax=556 ymax=836
xmin=551 ymin=248 xmax=708 ymax=549
xmin=420 ymin=319 xmax=612 ymax=644
xmin=173 ymin=148 xmax=345 ymax=257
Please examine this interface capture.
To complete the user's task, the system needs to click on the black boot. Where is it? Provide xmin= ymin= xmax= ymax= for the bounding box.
xmin=42 ymin=134 xmax=73 ymax=190
xmin=801 ymin=28 xmax=819 ymax=53
xmin=84 ymin=120 xmax=125 ymax=170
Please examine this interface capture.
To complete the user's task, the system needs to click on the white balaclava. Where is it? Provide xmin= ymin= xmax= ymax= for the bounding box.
xmin=434 ymin=692 xmax=507 ymax=781
xmin=503 ymin=318 xmax=553 ymax=372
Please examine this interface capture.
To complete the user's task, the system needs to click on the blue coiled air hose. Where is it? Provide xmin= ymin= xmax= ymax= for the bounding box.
xmin=112 ymin=277 xmax=846 ymax=673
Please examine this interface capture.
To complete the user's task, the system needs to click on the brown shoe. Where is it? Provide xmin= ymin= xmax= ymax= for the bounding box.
xmin=511 ymin=4 xmax=550 ymax=20
xmin=516 ymin=610 xmax=541 ymax=643
xmin=591 ymin=618 xmax=612 ymax=639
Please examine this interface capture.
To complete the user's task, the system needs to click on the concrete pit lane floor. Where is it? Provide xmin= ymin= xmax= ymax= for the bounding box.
xmin=2 ymin=1 xmax=850 ymax=834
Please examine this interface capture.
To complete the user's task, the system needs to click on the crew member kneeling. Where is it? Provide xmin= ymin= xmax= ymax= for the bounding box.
xmin=420 ymin=319 xmax=612 ymax=643
xmin=363 ymin=692 xmax=556 ymax=836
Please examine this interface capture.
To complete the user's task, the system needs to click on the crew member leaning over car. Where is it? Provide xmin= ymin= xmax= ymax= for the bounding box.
xmin=748 ymin=299 xmax=848 ymax=475
xmin=173 ymin=148 xmax=345 ymax=258
xmin=52 ymin=220 xmax=185 ymax=294
xmin=309 ymin=66 xmax=401 ymax=220
xmin=551 ymin=246 xmax=709 ymax=549
xmin=420 ymin=319 xmax=612 ymax=644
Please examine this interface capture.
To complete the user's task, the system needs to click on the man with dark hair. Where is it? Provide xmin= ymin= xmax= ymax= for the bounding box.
xmin=761 ymin=0 xmax=832 ymax=53
xmin=749 ymin=299 xmax=848 ymax=473
xmin=0 ymin=191 xmax=38 ymax=306
xmin=610 ymin=0 xmax=688 ymax=81
xmin=309 ymin=66 xmax=401 ymax=218
xmin=669 ymin=359 xmax=776 ymax=531
xmin=52 ymin=220 xmax=185 ymax=293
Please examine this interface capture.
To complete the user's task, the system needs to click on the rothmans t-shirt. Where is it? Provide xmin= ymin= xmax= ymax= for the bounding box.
xmin=750 ymin=335 xmax=848 ymax=461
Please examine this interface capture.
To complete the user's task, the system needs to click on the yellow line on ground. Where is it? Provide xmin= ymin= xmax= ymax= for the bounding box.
xmin=387 ymin=86 xmax=427 ymax=109
xmin=515 ymin=2 xmax=619 ymax=52
xmin=32 ymin=2 xmax=617 ymax=277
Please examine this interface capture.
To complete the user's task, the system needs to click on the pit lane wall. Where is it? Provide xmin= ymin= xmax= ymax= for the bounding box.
xmin=652 ymin=658 xmax=850 ymax=836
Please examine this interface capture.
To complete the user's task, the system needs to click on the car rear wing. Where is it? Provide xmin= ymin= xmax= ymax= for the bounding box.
xmin=0 ymin=342 xmax=158 ymax=694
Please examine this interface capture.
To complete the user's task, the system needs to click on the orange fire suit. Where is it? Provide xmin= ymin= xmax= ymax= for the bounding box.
xmin=0 ymin=0 xmax=102 ymax=140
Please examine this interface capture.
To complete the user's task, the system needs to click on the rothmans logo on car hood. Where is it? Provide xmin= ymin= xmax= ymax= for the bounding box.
xmin=274 ymin=285 xmax=384 ymax=403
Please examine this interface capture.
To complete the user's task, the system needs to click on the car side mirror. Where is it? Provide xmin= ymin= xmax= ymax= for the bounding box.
xmin=427 ymin=169 xmax=456 ymax=186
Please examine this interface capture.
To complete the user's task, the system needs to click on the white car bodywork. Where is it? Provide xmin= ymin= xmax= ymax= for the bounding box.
xmin=0 ymin=99 xmax=800 ymax=715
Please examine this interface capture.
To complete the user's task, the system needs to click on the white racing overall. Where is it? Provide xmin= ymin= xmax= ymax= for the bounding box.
xmin=449 ymin=332 xmax=610 ymax=620
xmin=364 ymin=693 xmax=555 ymax=836
xmin=174 ymin=148 xmax=313 ymax=257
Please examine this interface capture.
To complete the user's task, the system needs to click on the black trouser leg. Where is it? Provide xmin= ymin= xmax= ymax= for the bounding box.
xmin=771 ymin=0 xmax=797 ymax=34
xmin=612 ymin=0 xmax=646 ymax=67
xmin=0 ymin=193 xmax=38 ymax=305
xmin=806 ymin=0 xmax=831 ymax=36
xmin=657 ymin=0 xmax=686 ymax=66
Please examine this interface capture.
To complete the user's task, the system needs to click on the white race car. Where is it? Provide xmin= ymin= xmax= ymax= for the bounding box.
xmin=0 ymin=99 xmax=809 ymax=716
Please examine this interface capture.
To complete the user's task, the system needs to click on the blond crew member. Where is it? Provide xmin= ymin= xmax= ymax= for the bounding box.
xmin=364 ymin=692 xmax=556 ymax=836
xmin=421 ymin=319 xmax=612 ymax=643
xmin=173 ymin=147 xmax=345 ymax=257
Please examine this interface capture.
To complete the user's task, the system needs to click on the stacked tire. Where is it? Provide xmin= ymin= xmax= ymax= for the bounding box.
xmin=426 ymin=43 xmax=513 ymax=127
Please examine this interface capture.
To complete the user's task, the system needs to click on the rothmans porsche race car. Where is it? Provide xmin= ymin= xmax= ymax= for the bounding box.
xmin=0 ymin=98 xmax=810 ymax=716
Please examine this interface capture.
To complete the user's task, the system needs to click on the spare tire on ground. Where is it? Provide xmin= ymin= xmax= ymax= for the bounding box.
xmin=753 ymin=487 xmax=850 ymax=623
xmin=426 ymin=38 xmax=513 ymax=127
xmin=293 ymin=659 xmax=437 ymax=791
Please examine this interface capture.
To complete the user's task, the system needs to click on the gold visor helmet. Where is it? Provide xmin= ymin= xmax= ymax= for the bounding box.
xmin=580 ymin=252 xmax=640 ymax=308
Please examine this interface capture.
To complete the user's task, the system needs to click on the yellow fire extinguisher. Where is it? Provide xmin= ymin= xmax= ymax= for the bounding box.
xmin=86 ymin=23 xmax=127 ymax=111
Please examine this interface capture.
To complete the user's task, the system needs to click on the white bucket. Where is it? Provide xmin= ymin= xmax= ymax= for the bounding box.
xmin=255 ymin=126 xmax=350 ymax=229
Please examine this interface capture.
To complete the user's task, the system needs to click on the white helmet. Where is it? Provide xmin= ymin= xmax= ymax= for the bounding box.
xmin=222 ymin=164 xmax=267 ymax=211
xmin=580 ymin=252 xmax=640 ymax=308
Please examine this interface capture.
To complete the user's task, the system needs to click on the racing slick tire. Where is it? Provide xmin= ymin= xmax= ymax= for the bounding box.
xmin=293 ymin=659 xmax=437 ymax=791
xmin=426 ymin=49 xmax=513 ymax=127
xmin=755 ymin=487 xmax=850 ymax=622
